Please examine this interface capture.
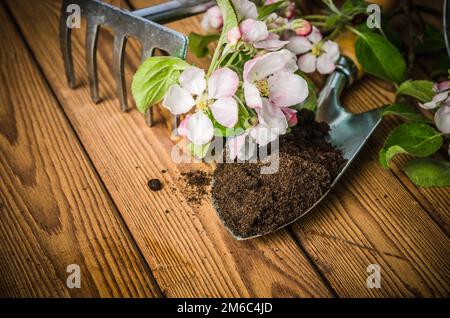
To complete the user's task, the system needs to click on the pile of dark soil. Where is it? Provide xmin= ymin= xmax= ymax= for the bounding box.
xmin=212 ymin=109 xmax=346 ymax=239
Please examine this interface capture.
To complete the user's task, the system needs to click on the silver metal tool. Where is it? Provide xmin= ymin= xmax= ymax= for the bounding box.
xmin=212 ymin=56 xmax=382 ymax=240
xmin=59 ymin=0 xmax=214 ymax=126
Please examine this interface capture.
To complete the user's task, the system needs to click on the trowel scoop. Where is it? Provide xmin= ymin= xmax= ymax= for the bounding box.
xmin=211 ymin=56 xmax=382 ymax=240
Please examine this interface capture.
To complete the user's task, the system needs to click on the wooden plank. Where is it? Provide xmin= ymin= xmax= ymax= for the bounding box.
xmin=0 ymin=4 xmax=161 ymax=298
xmin=290 ymin=78 xmax=449 ymax=297
xmin=344 ymin=76 xmax=450 ymax=234
xmin=6 ymin=0 xmax=332 ymax=297
xmin=131 ymin=0 xmax=450 ymax=297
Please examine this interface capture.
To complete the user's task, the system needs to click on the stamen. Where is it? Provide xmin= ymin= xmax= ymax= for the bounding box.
xmin=311 ymin=43 xmax=323 ymax=57
xmin=196 ymin=97 xmax=210 ymax=110
xmin=255 ymin=80 xmax=270 ymax=97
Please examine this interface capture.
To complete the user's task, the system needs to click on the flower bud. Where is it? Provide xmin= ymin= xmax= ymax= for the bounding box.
xmin=291 ymin=19 xmax=312 ymax=36
xmin=227 ymin=26 xmax=242 ymax=45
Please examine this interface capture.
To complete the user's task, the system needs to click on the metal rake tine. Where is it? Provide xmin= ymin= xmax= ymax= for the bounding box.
xmin=59 ymin=2 xmax=75 ymax=89
xmin=112 ymin=34 xmax=128 ymax=112
xmin=85 ymin=19 xmax=100 ymax=103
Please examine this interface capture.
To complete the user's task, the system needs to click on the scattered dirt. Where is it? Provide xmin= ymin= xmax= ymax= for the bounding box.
xmin=180 ymin=170 xmax=212 ymax=206
xmin=212 ymin=109 xmax=346 ymax=239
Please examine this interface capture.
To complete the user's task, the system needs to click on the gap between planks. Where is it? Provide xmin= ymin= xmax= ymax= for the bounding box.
xmin=129 ymin=0 xmax=450 ymax=297
xmin=0 ymin=2 xmax=162 ymax=297
xmin=6 ymin=0 xmax=334 ymax=298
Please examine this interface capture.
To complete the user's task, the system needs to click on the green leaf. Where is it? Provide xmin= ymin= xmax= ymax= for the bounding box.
xmin=187 ymin=142 xmax=211 ymax=159
xmin=397 ymin=80 xmax=435 ymax=103
xmin=208 ymin=0 xmax=239 ymax=74
xmin=379 ymin=123 xmax=443 ymax=168
xmin=131 ymin=56 xmax=190 ymax=113
xmin=188 ymin=32 xmax=220 ymax=58
xmin=217 ymin=0 xmax=238 ymax=43
xmin=294 ymin=72 xmax=317 ymax=112
xmin=355 ymin=32 xmax=406 ymax=84
xmin=381 ymin=104 xmax=430 ymax=123
xmin=403 ymin=158 xmax=450 ymax=187
xmin=257 ymin=1 xmax=285 ymax=20
xmin=415 ymin=25 xmax=446 ymax=55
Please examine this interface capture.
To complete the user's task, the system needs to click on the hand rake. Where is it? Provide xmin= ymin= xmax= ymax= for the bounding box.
xmin=59 ymin=0 xmax=214 ymax=126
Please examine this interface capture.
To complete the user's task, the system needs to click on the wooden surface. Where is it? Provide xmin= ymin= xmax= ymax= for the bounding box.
xmin=0 ymin=0 xmax=448 ymax=297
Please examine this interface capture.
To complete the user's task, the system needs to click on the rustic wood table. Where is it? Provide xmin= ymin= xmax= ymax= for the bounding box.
xmin=0 ymin=0 xmax=448 ymax=298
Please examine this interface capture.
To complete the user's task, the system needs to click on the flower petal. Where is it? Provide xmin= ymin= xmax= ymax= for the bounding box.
xmin=179 ymin=67 xmax=206 ymax=96
xmin=435 ymin=106 xmax=450 ymax=134
xmin=254 ymin=33 xmax=289 ymax=51
xmin=434 ymin=81 xmax=450 ymax=93
xmin=250 ymin=123 xmax=280 ymax=147
xmin=162 ymin=85 xmax=196 ymax=115
xmin=245 ymin=49 xmax=298 ymax=82
xmin=420 ymin=92 xmax=449 ymax=109
xmin=268 ymin=72 xmax=309 ymax=107
xmin=244 ymin=81 xmax=263 ymax=108
xmin=177 ymin=114 xmax=191 ymax=136
xmin=316 ymin=54 xmax=336 ymax=74
xmin=227 ymin=131 xmax=249 ymax=160
xmin=322 ymin=40 xmax=340 ymax=62
xmin=240 ymin=19 xmax=269 ymax=43
xmin=255 ymin=98 xmax=288 ymax=133
xmin=208 ymin=68 xmax=239 ymax=99
xmin=187 ymin=111 xmax=214 ymax=145
xmin=297 ymin=53 xmax=317 ymax=73
xmin=286 ymin=36 xmax=312 ymax=55
xmin=282 ymin=107 xmax=298 ymax=127
xmin=307 ymin=26 xmax=322 ymax=43
xmin=232 ymin=0 xmax=258 ymax=20
xmin=210 ymin=97 xmax=239 ymax=128
xmin=227 ymin=26 xmax=242 ymax=45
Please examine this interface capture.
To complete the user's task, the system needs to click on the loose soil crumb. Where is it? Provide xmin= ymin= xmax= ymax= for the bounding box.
xmin=212 ymin=109 xmax=346 ymax=239
xmin=148 ymin=179 xmax=162 ymax=191
xmin=181 ymin=170 xmax=212 ymax=206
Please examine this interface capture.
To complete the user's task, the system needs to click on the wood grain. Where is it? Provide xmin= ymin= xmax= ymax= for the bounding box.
xmin=0 ymin=4 xmax=161 ymax=298
xmin=131 ymin=0 xmax=450 ymax=298
xmin=6 ymin=0 xmax=332 ymax=297
xmin=290 ymin=78 xmax=449 ymax=297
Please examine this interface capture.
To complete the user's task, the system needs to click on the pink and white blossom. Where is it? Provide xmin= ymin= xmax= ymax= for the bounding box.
xmin=201 ymin=6 xmax=223 ymax=31
xmin=419 ymin=81 xmax=450 ymax=135
xmin=163 ymin=67 xmax=240 ymax=145
xmin=243 ymin=49 xmax=308 ymax=109
xmin=420 ymin=81 xmax=450 ymax=109
xmin=227 ymin=18 xmax=288 ymax=51
xmin=286 ymin=27 xmax=340 ymax=74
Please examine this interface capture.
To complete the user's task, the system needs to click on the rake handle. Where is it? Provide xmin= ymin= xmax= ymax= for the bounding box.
xmin=133 ymin=0 xmax=215 ymax=24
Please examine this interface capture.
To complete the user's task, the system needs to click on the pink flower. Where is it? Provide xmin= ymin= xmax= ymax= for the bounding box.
xmin=201 ymin=6 xmax=223 ymax=31
xmin=163 ymin=67 xmax=240 ymax=145
xmin=243 ymin=49 xmax=309 ymax=109
xmin=419 ymin=81 xmax=450 ymax=134
xmin=286 ymin=27 xmax=340 ymax=74
xmin=420 ymin=81 xmax=450 ymax=109
xmin=229 ymin=18 xmax=288 ymax=51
